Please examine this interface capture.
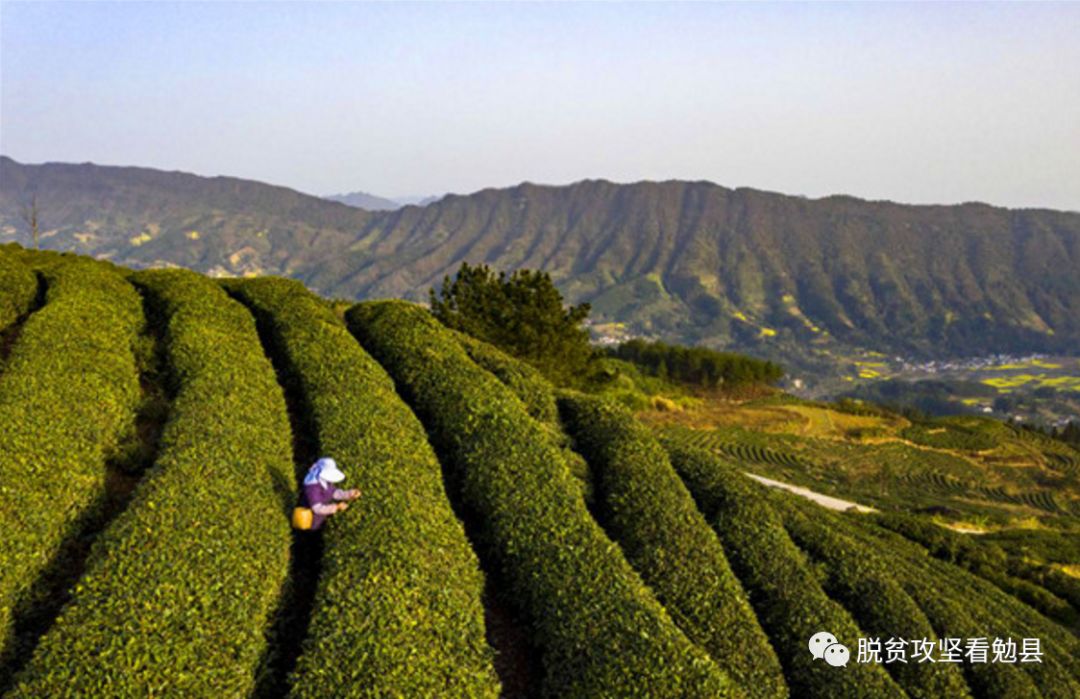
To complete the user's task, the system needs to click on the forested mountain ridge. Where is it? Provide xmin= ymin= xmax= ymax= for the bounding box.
xmin=3 ymin=156 xmax=1078 ymax=362
xmin=0 ymin=156 xmax=373 ymax=277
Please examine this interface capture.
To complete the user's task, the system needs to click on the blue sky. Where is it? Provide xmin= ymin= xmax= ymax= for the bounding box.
xmin=2 ymin=2 xmax=1078 ymax=209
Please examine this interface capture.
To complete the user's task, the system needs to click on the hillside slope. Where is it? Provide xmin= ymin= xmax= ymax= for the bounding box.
xmin=3 ymin=158 xmax=1078 ymax=363
xmin=0 ymin=245 xmax=1077 ymax=698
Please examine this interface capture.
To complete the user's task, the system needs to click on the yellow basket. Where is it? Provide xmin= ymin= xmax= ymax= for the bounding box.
xmin=291 ymin=507 xmax=313 ymax=530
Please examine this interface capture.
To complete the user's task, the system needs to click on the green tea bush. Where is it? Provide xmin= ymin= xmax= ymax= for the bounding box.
xmin=1010 ymin=562 xmax=1080 ymax=612
xmin=906 ymin=561 xmax=1077 ymax=695
xmin=871 ymin=512 xmax=1008 ymax=569
xmin=229 ymin=277 xmax=500 ymax=698
xmin=872 ymin=513 xmax=1078 ymax=626
xmin=900 ymin=423 xmax=997 ymax=451
xmin=559 ymin=393 xmax=787 ymax=699
xmin=771 ymin=499 xmax=972 ymax=699
xmin=0 ymin=246 xmax=37 ymax=332
xmin=977 ymin=566 xmax=1077 ymax=628
xmin=825 ymin=507 xmax=1080 ymax=696
xmin=893 ymin=576 xmax=1041 ymax=697
xmin=347 ymin=300 xmax=733 ymax=699
xmin=664 ymin=442 xmax=906 ymax=699
xmin=9 ymin=268 xmax=295 ymax=697
xmin=452 ymin=328 xmax=558 ymax=424
xmin=804 ymin=507 xmax=1036 ymax=698
xmin=450 ymin=332 xmax=593 ymax=502
xmin=917 ymin=563 xmax=1080 ymax=697
xmin=984 ymin=528 xmax=1080 ymax=566
xmin=0 ymin=258 xmax=142 ymax=670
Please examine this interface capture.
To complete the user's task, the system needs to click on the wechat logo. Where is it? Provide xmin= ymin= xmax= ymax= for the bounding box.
xmin=809 ymin=631 xmax=850 ymax=667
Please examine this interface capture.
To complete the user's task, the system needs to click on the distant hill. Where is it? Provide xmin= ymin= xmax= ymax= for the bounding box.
xmin=394 ymin=194 xmax=441 ymax=207
xmin=326 ymin=191 xmax=442 ymax=210
xmin=324 ymin=190 xmax=402 ymax=211
xmin=0 ymin=156 xmax=372 ymax=279
xmin=3 ymin=156 xmax=1078 ymax=366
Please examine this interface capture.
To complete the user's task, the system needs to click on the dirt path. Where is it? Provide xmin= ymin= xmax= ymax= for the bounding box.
xmin=940 ymin=525 xmax=987 ymax=535
xmin=743 ymin=473 xmax=878 ymax=513
xmin=743 ymin=473 xmax=996 ymax=537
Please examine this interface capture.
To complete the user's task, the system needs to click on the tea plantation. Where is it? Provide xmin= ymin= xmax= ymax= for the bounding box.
xmin=0 ymin=244 xmax=1077 ymax=698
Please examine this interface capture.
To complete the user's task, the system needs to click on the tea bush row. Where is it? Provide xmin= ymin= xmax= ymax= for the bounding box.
xmin=824 ymin=507 xmax=1080 ymax=696
xmin=9 ymin=268 xmax=295 ymax=697
xmin=452 ymin=328 xmax=558 ymax=424
xmin=0 ymin=246 xmax=37 ymax=332
xmin=663 ymin=441 xmax=905 ymax=699
xmin=901 ymin=423 xmax=997 ymax=451
xmin=0 ymin=257 xmax=142 ymax=672
xmin=771 ymin=498 xmax=972 ymax=699
xmin=229 ymin=278 xmax=500 ymax=698
xmin=347 ymin=300 xmax=734 ymax=699
xmin=559 ymin=392 xmax=787 ymax=699
xmin=662 ymin=427 xmax=805 ymax=469
xmin=870 ymin=513 xmax=1077 ymax=625
xmin=450 ymin=331 xmax=593 ymax=502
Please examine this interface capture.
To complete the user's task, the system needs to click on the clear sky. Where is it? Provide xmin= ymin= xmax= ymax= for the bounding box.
xmin=2 ymin=1 xmax=1078 ymax=210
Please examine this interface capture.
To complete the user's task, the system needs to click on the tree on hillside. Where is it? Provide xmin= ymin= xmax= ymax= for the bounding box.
xmin=610 ymin=338 xmax=784 ymax=388
xmin=20 ymin=194 xmax=40 ymax=250
xmin=430 ymin=262 xmax=592 ymax=383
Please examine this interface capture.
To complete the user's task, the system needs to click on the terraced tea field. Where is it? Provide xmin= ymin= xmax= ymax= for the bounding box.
xmin=644 ymin=397 xmax=1080 ymax=528
xmin=1 ymin=244 xmax=1077 ymax=698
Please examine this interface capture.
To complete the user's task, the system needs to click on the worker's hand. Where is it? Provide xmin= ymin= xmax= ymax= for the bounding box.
xmin=344 ymin=489 xmax=361 ymax=500
xmin=336 ymin=502 xmax=349 ymax=513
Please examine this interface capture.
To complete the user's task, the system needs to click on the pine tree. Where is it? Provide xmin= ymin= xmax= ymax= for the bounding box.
xmin=430 ymin=262 xmax=592 ymax=384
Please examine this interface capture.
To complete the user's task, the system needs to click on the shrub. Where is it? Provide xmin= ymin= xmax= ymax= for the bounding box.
xmin=872 ymin=513 xmax=1078 ymax=626
xmin=1010 ymin=562 xmax=1080 ymax=612
xmin=663 ymin=441 xmax=906 ymax=699
xmin=9 ymin=268 xmax=295 ymax=697
xmin=559 ymin=393 xmax=787 ymax=699
xmin=452 ymin=328 xmax=558 ymax=424
xmin=229 ymin=277 xmax=500 ymax=698
xmin=892 ymin=576 xmax=1041 ymax=697
xmin=0 ymin=246 xmax=38 ymax=332
xmin=825 ymin=507 xmax=1080 ymax=696
xmin=770 ymin=498 xmax=972 ymax=699
xmin=913 ymin=561 xmax=1076 ymax=694
xmin=900 ymin=423 xmax=997 ymax=451
xmin=0 ymin=258 xmax=142 ymax=674
xmin=347 ymin=300 xmax=733 ymax=699
xmin=449 ymin=331 xmax=594 ymax=502
xmin=983 ymin=528 xmax=1080 ymax=568
xmin=976 ymin=567 xmax=1077 ymax=628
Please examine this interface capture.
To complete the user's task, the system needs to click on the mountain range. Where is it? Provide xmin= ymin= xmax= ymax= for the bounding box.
xmin=2 ymin=155 xmax=1078 ymax=370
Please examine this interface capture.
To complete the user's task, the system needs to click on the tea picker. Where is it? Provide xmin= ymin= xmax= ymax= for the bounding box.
xmin=292 ymin=457 xmax=360 ymax=530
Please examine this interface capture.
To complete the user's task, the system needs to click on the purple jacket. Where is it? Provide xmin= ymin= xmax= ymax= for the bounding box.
xmin=302 ymin=481 xmax=348 ymax=530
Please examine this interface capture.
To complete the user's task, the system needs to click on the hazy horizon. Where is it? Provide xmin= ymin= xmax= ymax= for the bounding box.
xmin=8 ymin=151 xmax=1080 ymax=215
xmin=3 ymin=2 xmax=1079 ymax=210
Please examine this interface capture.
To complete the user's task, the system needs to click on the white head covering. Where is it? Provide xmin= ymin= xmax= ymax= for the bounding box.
xmin=304 ymin=457 xmax=345 ymax=485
